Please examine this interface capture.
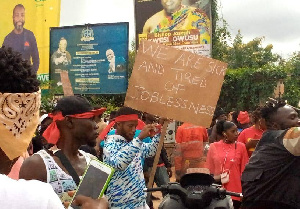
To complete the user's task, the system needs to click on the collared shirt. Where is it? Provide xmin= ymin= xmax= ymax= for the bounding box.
xmin=103 ymin=134 xmax=160 ymax=209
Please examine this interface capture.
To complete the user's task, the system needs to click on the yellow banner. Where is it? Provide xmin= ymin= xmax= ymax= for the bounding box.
xmin=0 ymin=0 xmax=61 ymax=81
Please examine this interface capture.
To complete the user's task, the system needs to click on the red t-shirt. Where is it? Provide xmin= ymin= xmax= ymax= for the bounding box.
xmin=206 ymin=140 xmax=249 ymax=201
xmin=175 ymin=123 xmax=208 ymax=174
xmin=237 ymin=126 xmax=264 ymax=157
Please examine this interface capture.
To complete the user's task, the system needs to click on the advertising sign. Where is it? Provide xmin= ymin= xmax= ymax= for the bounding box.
xmin=50 ymin=23 xmax=129 ymax=94
xmin=135 ymin=0 xmax=212 ymax=56
xmin=0 ymin=0 xmax=61 ymax=81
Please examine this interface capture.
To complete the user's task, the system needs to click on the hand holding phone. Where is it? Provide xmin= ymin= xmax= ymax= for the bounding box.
xmin=69 ymin=160 xmax=114 ymax=209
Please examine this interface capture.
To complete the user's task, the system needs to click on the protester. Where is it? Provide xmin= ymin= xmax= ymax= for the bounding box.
xmin=20 ymin=96 xmax=106 ymax=202
xmin=0 ymin=46 xmax=63 ymax=208
xmin=237 ymin=111 xmax=251 ymax=132
xmin=31 ymin=114 xmax=53 ymax=153
xmin=174 ymin=122 xmax=208 ymax=181
xmin=103 ymin=107 xmax=162 ymax=209
xmin=242 ymin=100 xmax=300 ymax=209
xmin=2 ymin=4 xmax=39 ymax=74
xmin=237 ymin=107 xmax=266 ymax=157
xmin=208 ymin=108 xmax=227 ymax=143
xmin=206 ymin=120 xmax=248 ymax=209
xmin=0 ymin=46 xmax=110 ymax=209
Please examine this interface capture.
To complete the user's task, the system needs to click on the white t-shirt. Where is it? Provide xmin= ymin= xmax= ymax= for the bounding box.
xmin=0 ymin=174 xmax=64 ymax=209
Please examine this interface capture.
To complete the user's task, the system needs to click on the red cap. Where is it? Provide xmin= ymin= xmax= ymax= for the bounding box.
xmin=237 ymin=111 xmax=250 ymax=124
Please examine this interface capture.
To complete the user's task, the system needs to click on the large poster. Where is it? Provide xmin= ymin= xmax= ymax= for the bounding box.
xmin=50 ymin=23 xmax=129 ymax=94
xmin=135 ymin=0 xmax=212 ymax=56
xmin=125 ymin=40 xmax=227 ymax=127
xmin=0 ymin=0 xmax=61 ymax=81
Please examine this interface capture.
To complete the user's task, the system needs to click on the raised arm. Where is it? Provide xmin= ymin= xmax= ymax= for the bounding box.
xmin=103 ymin=137 xmax=142 ymax=171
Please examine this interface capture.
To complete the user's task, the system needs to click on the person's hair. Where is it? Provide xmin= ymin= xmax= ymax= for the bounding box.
xmin=115 ymin=106 xmax=138 ymax=117
xmin=13 ymin=4 xmax=25 ymax=13
xmin=252 ymin=107 xmax=262 ymax=124
xmin=231 ymin=111 xmax=239 ymax=125
xmin=59 ymin=37 xmax=67 ymax=43
xmin=53 ymin=96 xmax=93 ymax=116
xmin=210 ymin=108 xmax=226 ymax=127
xmin=0 ymin=47 xmax=39 ymax=93
xmin=216 ymin=120 xmax=235 ymax=135
xmin=260 ymin=99 xmax=286 ymax=129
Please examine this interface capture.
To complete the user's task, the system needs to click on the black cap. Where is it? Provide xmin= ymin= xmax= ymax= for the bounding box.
xmin=53 ymin=96 xmax=93 ymax=116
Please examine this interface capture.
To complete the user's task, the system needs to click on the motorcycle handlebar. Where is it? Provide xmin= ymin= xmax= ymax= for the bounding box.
xmin=144 ymin=184 xmax=242 ymax=197
xmin=143 ymin=187 xmax=166 ymax=192
xmin=225 ymin=190 xmax=243 ymax=197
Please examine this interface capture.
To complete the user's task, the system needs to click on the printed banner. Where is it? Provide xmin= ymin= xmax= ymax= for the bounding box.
xmin=0 ymin=0 xmax=61 ymax=81
xmin=125 ymin=40 xmax=227 ymax=127
xmin=50 ymin=23 xmax=129 ymax=94
xmin=135 ymin=0 xmax=212 ymax=56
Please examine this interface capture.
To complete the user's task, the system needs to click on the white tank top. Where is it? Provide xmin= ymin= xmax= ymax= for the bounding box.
xmin=36 ymin=149 xmax=91 ymax=202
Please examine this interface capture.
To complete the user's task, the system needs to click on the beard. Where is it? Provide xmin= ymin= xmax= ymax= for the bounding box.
xmin=86 ymin=138 xmax=97 ymax=147
xmin=14 ymin=21 xmax=24 ymax=31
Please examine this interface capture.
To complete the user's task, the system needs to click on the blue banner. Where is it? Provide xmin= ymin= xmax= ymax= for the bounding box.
xmin=50 ymin=23 xmax=129 ymax=94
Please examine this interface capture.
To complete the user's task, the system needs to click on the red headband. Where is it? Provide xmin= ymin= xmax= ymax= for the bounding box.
xmin=98 ymin=114 xmax=145 ymax=140
xmin=115 ymin=114 xmax=139 ymax=122
xmin=43 ymin=108 xmax=106 ymax=144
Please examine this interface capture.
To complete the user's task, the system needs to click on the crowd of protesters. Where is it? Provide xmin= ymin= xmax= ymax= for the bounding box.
xmin=1 ymin=45 xmax=300 ymax=209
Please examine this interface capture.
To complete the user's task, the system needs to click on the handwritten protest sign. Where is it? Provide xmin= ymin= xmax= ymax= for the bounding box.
xmin=125 ymin=40 xmax=227 ymax=127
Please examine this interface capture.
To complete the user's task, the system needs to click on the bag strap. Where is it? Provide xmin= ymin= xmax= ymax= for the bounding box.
xmin=54 ymin=150 xmax=80 ymax=186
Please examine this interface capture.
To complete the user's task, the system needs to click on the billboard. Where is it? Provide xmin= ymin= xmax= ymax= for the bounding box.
xmin=0 ymin=0 xmax=61 ymax=81
xmin=50 ymin=23 xmax=129 ymax=94
xmin=135 ymin=0 xmax=212 ymax=56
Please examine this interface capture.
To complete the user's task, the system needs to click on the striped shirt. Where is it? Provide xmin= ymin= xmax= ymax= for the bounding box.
xmin=103 ymin=134 xmax=160 ymax=209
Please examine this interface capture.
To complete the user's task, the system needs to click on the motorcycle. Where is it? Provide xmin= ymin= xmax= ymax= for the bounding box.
xmin=144 ymin=172 xmax=242 ymax=209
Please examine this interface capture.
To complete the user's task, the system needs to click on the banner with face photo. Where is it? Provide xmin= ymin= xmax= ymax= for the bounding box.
xmin=50 ymin=23 xmax=129 ymax=94
xmin=0 ymin=0 xmax=61 ymax=81
xmin=135 ymin=0 xmax=212 ymax=57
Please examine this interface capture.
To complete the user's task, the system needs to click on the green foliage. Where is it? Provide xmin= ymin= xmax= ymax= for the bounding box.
xmin=227 ymin=33 xmax=280 ymax=69
xmin=128 ymin=40 xmax=136 ymax=78
xmin=211 ymin=0 xmax=231 ymax=61
xmin=282 ymin=53 xmax=300 ymax=107
xmin=84 ymin=94 xmax=125 ymax=114
xmin=40 ymin=80 xmax=62 ymax=113
xmin=217 ymin=66 xmax=287 ymax=112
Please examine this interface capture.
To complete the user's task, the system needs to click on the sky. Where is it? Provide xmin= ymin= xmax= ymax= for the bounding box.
xmin=60 ymin=0 xmax=300 ymax=59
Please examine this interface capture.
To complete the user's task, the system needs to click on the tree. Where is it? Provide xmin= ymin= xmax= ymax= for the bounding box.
xmin=227 ymin=32 xmax=280 ymax=69
xmin=282 ymin=52 xmax=300 ymax=107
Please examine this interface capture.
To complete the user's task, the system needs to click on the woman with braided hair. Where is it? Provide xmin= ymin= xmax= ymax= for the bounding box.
xmin=206 ymin=120 xmax=249 ymax=209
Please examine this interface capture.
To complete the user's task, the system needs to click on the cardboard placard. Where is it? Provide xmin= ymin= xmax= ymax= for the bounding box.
xmin=125 ymin=40 xmax=227 ymax=127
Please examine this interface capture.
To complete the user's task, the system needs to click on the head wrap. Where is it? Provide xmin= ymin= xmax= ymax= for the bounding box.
xmin=43 ymin=108 xmax=106 ymax=145
xmin=237 ymin=111 xmax=250 ymax=124
xmin=98 ymin=114 xmax=144 ymax=140
xmin=0 ymin=90 xmax=41 ymax=160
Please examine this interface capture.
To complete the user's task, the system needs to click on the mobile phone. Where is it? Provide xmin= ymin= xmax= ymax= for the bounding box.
xmin=69 ymin=159 xmax=114 ymax=209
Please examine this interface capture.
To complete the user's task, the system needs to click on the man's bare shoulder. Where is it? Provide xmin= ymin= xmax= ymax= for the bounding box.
xmin=143 ymin=10 xmax=165 ymax=33
xmin=19 ymin=153 xmax=47 ymax=182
